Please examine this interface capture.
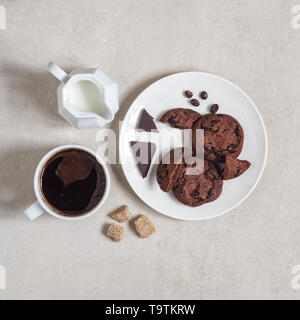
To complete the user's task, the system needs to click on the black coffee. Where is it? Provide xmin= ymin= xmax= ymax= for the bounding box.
xmin=40 ymin=149 xmax=106 ymax=216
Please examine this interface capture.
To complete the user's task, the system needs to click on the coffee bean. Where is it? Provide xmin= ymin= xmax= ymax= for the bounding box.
xmin=191 ymin=99 xmax=200 ymax=107
xmin=184 ymin=90 xmax=193 ymax=98
xmin=200 ymin=91 xmax=208 ymax=100
xmin=210 ymin=104 xmax=219 ymax=114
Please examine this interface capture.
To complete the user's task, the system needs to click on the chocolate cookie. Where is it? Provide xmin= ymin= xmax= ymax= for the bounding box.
xmin=192 ymin=114 xmax=244 ymax=161
xmin=173 ymin=160 xmax=223 ymax=207
xmin=222 ymin=156 xmax=251 ymax=180
xmin=160 ymin=108 xmax=201 ymax=129
xmin=156 ymin=148 xmax=184 ymax=192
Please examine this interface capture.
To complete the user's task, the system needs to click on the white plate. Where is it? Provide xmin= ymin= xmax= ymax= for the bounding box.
xmin=119 ymin=72 xmax=267 ymax=220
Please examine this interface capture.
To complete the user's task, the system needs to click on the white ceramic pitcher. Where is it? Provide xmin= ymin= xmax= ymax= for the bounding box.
xmin=47 ymin=62 xmax=119 ymax=129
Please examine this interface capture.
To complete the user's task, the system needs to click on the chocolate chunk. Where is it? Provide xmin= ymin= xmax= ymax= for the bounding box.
xmin=184 ymin=90 xmax=193 ymax=98
xmin=174 ymin=186 xmax=182 ymax=194
xmin=210 ymin=104 xmax=219 ymax=114
xmin=137 ymin=109 xmax=159 ymax=132
xmin=168 ymin=117 xmax=178 ymax=126
xmin=200 ymin=91 xmax=208 ymax=100
xmin=191 ymin=99 xmax=200 ymax=107
xmin=191 ymin=190 xmax=199 ymax=197
xmin=131 ymin=141 xmax=157 ymax=178
xmin=234 ymin=126 xmax=240 ymax=136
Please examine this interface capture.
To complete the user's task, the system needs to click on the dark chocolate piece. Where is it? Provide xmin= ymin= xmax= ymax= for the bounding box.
xmin=131 ymin=141 xmax=157 ymax=178
xmin=137 ymin=109 xmax=158 ymax=132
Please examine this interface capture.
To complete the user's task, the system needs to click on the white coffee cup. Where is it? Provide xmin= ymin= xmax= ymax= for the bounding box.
xmin=24 ymin=145 xmax=110 ymax=221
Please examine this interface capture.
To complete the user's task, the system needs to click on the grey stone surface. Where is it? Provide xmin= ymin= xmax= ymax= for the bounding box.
xmin=0 ymin=0 xmax=299 ymax=299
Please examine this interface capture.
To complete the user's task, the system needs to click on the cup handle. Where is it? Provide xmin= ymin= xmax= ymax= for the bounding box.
xmin=24 ymin=201 xmax=45 ymax=221
xmin=47 ymin=62 xmax=69 ymax=82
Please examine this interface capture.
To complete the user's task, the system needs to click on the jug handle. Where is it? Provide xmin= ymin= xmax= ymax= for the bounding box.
xmin=47 ymin=62 xmax=69 ymax=82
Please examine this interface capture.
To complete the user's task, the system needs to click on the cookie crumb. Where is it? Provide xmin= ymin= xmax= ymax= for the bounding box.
xmin=134 ymin=215 xmax=155 ymax=238
xmin=106 ymin=224 xmax=125 ymax=242
xmin=109 ymin=205 xmax=131 ymax=223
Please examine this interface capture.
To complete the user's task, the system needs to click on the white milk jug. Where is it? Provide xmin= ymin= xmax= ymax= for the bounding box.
xmin=47 ymin=62 xmax=119 ymax=128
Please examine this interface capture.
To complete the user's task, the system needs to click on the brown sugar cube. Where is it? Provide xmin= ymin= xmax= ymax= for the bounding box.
xmin=134 ymin=215 xmax=155 ymax=238
xmin=106 ymin=224 xmax=125 ymax=242
xmin=109 ymin=205 xmax=131 ymax=223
